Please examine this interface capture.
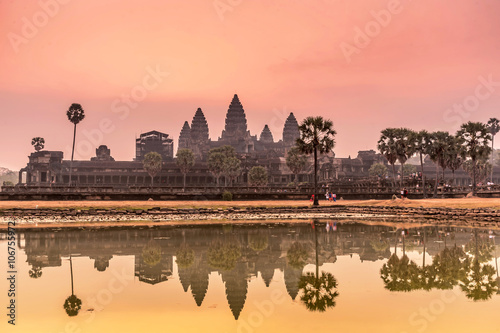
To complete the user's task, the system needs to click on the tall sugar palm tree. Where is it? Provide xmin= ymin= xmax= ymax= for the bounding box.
xmin=410 ymin=130 xmax=431 ymax=198
xmin=428 ymin=131 xmax=451 ymax=197
xmin=456 ymin=122 xmax=492 ymax=196
xmin=66 ymin=103 xmax=85 ymax=186
xmin=394 ymin=128 xmax=415 ymax=189
xmin=378 ymin=128 xmax=399 ymax=189
xmin=297 ymin=117 xmax=336 ymax=206
xmin=487 ymin=118 xmax=499 ymax=183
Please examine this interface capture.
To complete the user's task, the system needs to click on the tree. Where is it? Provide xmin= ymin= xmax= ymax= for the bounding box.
xmin=487 ymin=118 xmax=500 ymax=183
xmin=394 ymin=128 xmax=415 ymax=188
xmin=445 ymin=136 xmax=463 ymax=186
xmin=428 ymin=131 xmax=452 ymax=197
xmin=462 ymin=160 xmax=492 ymax=185
xmin=223 ymin=157 xmax=241 ymax=186
xmin=368 ymin=163 xmax=388 ymax=179
xmin=410 ymin=130 xmax=432 ymax=198
xmin=208 ymin=146 xmax=236 ymax=186
xmin=66 ymin=103 xmax=85 ymax=186
xmin=286 ymin=147 xmax=307 ymax=186
xmin=31 ymin=137 xmax=45 ymax=152
xmin=297 ymin=117 xmax=336 ymax=206
xmin=176 ymin=148 xmax=195 ymax=190
xmin=248 ymin=166 xmax=268 ymax=186
xmin=456 ymin=122 xmax=492 ymax=196
xmin=378 ymin=128 xmax=399 ymax=188
xmin=143 ymin=152 xmax=162 ymax=187
xmin=402 ymin=164 xmax=417 ymax=175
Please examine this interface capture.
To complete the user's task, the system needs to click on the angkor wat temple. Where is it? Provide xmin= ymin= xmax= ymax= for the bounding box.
xmin=17 ymin=94 xmax=388 ymax=188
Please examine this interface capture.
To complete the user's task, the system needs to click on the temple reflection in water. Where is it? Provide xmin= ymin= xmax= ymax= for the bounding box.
xmin=15 ymin=222 xmax=499 ymax=319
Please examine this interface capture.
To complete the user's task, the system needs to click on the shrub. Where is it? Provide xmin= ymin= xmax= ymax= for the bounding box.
xmin=222 ymin=191 xmax=233 ymax=201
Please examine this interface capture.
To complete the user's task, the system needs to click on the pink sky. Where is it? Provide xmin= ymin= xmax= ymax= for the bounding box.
xmin=1 ymin=0 xmax=500 ymax=170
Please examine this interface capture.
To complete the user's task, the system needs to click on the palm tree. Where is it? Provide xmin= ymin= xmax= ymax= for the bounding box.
xmin=445 ymin=136 xmax=463 ymax=186
xmin=456 ymin=122 xmax=492 ymax=196
xmin=66 ymin=103 xmax=85 ymax=186
xmin=394 ymin=128 xmax=415 ymax=188
xmin=143 ymin=152 xmax=163 ymax=187
xmin=286 ymin=147 xmax=308 ymax=187
xmin=410 ymin=130 xmax=431 ymax=198
xmin=298 ymin=220 xmax=339 ymax=311
xmin=377 ymin=128 xmax=399 ymax=189
xmin=31 ymin=137 xmax=45 ymax=152
xmin=297 ymin=117 xmax=336 ymax=206
xmin=487 ymin=118 xmax=500 ymax=183
xmin=176 ymin=148 xmax=195 ymax=190
xmin=64 ymin=254 xmax=82 ymax=316
xmin=428 ymin=131 xmax=451 ymax=197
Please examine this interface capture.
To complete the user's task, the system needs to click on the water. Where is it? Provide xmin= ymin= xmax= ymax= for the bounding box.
xmin=1 ymin=221 xmax=499 ymax=333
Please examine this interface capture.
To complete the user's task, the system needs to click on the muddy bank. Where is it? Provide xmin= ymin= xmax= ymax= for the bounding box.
xmin=0 ymin=205 xmax=498 ymax=229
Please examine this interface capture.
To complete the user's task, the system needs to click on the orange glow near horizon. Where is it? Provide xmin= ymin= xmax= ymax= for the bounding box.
xmin=1 ymin=0 xmax=500 ymax=170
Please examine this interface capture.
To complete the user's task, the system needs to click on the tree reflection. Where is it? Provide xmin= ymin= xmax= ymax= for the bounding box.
xmin=207 ymin=241 xmax=241 ymax=271
xmin=431 ymin=246 xmax=466 ymax=290
xmin=380 ymin=254 xmax=420 ymax=291
xmin=248 ymin=233 xmax=269 ymax=253
xmin=287 ymin=242 xmax=309 ymax=270
xmin=63 ymin=254 xmax=82 ymax=317
xmin=29 ymin=265 xmax=42 ymax=279
xmin=460 ymin=230 xmax=498 ymax=301
xmin=298 ymin=272 xmax=338 ymax=312
xmin=176 ymin=244 xmax=195 ymax=269
xmin=142 ymin=241 xmax=162 ymax=267
xmin=298 ymin=220 xmax=339 ymax=312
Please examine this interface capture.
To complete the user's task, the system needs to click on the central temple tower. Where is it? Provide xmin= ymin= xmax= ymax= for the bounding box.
xmin=220 ymin=94 xmax=248 ymax=142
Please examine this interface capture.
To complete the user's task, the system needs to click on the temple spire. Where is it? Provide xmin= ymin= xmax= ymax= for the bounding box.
xmin=178 ymin=121 xmax=191 ymax=150
xmin=221 ymin=94 xmax=248 ymax=141
xmin=259 ymin=125 xmax=274 ymax=143
xmin=282 ymin=112 xmax=300 ymax=148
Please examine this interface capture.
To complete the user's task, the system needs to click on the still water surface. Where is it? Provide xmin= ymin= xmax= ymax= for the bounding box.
xmin=1 ymin=221 xmax=499 ymax=333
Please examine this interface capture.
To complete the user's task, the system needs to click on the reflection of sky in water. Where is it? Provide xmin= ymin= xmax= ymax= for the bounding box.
xmin=0 ymin=223 xmax=499 ymax=333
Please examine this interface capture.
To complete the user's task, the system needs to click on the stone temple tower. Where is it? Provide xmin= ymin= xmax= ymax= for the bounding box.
xmin=282 ymin=112 xmax=300 ymax=149
xmin=259 ymin=125 xmax=274 ymax=144
xmin=190 ymin=108 xmax=210 ymax=159
xmin=178 ymin=121 xmax=191 ymax=150
xmin=221 ymin=94 xmax=248 ymax=142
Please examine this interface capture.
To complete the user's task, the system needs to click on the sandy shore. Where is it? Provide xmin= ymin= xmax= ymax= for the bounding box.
xmin=1 ymin=197 xmax=500 ymax=210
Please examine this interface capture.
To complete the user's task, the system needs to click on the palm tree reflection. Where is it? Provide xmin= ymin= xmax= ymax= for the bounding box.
xmin=298 ymin=220 xmax=339 ymax=312
xmin=460 ymin=230 xmax=498 ymax=301
xmin=63 ymin=254 xmax=82 ymax=317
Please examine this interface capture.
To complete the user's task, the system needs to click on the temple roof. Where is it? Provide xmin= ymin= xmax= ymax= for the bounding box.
xmin=259 ymin=125 xmax=274 ymax=144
